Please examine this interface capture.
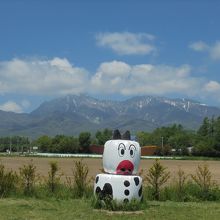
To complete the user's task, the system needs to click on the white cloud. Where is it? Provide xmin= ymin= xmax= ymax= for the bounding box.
xmin=91 ymin=61 xmax=202 ymax=96
xmin=21 ymin=100 xmax=31 ymax=109
xmin=203 ymin=81 xmax=220 ymax=103
xmin=210 ymin=41 xmax=220 ymax=60
xmin=189 ymin=41 xmax=209 ymax=51
xmin=91 ymin=61 xmax=131 ymax=93
xmin=0 ymin=101 xmax=23 ymax=113
xmin=190 ymin=40 xmax=220 ymax=61
xmin=96 ymin=32 xmax=156 ymax=55
xmin=91 ymin=60 xmax=220 ymax=104
xmin=0 ymin=58 xmax=89 ymax=96
xmin=204 ymin=81 xmax=220 ymax=92
xmin=1 ymin=57 xmax=220 ymax=106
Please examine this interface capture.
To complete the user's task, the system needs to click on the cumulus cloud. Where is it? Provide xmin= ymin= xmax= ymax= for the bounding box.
xmin=1 ymin=57 xmax=220 ymax=107
xmin=204 ymin=81 xmax=220 ymax=92
xmin=0 ymin=101 xmax=23 ymax=113
xmin=0 ymin=57 xmax=89 ymax=96
xmin=202 ymin=81 xmax=220 ymax=103
xmin=0 ymin=99 xmax=31 ymax=113
xmin=189 ymin=40 xmax=220 ymax=61
xmin=96 ymin=32 xmax=156 ymax=55
xmin=91 ymin=61 xmax=203 ymax=97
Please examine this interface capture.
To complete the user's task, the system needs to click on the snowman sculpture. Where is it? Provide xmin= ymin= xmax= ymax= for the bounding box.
xmin=94 ymin=130 xmax=142 ymax=203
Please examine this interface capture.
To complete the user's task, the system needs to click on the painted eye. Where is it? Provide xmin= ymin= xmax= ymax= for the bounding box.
xmin=129 ymin=145 xmax=136 ymax=158
xmin=118 ymin=143 xmax=126 ymax=157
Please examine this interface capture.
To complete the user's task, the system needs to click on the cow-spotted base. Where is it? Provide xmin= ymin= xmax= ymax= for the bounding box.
xmin=94 ymin=173 xmax=142 ymax=203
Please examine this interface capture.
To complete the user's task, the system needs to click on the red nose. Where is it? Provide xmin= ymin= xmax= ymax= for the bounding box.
xmin=116 ymin=160 xmax=134 ymax=175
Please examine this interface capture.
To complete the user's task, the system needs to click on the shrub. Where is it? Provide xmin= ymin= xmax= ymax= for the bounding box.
xmin=0 ymin=164 xmax=18 ymax=197
xmin=47 ymin=161 xmax=61 ymax=193
xmin=164 ymin=181 xmax=201 ymax=202
xmin=174 ymin=167 xmax=188 ymax=201
xmin=191 ymin=163 xmax=217 ymax=200
xmin=19 ymin=160 xmax=37 ymax=195
xmin=66 ymin=159 xmax=90 ymax=198
xmin=159 ymin=168 xmax=188 ymax=202
xmin=144 ymin=159 xmax=170 ymax=200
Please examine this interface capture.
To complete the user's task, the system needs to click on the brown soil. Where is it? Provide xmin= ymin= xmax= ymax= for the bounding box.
xmin=1 ymin=157 xmax=220 ymax=183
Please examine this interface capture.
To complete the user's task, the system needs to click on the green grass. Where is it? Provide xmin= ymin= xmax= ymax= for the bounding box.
xmin=1 ymin=198 xmax=220 ymax=220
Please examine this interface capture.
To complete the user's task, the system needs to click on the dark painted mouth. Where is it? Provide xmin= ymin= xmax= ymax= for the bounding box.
xmin=116 ymin=160 xmax=134 ymax=175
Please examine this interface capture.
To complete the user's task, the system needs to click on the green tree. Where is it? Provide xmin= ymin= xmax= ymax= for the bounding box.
xmin=59 ymin=136 xmax=80 ymax=153
xmin=197 ymin=117 xmax=210 ymax=137
xmin=136 ymin=131 xmax=151 ymax=146
xmin=193 ymin=116 xmax=220 ymax=157
xmin=95 ymin=129 xmax=112 ymax=145
xmin=79 ymin=132 xmax=91 ymax=153
xmin=0 ymin=136 xmax=30 ymax=153
xmin=168 ymin=132 xmax=191 ymax=155
xmin=36 ymin=135 xmax=52 ymax=152
xmin=213 ymin=117 xmax=220 ymax=152
xmin=51 ymin=135 xmax=65 ymax=153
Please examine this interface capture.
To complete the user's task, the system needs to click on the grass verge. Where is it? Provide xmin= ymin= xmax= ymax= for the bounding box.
xmin=1 ymin=197 xmax=220 ymax=220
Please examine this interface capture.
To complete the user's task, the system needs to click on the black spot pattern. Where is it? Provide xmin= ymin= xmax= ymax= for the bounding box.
xmin=124 ymin=198 xmax=129 ymax=203
xmin=103 ymin=183 xmax=113 ymax=196
xmin=124 ymin=180 xmax=130 ymax=187
xmin=124 ymin=189 xmax=129 ymax=196
xmin=95 ymin=186 xmax=101 ymax=194
xmin=95 ymin=176 xmax=99 ymax=183
xmin=96 ymin=183 xmax=113 ymax=200
xmin=101 ymin=183 xmax=113 ymax=200
xmin=134 ymin=177 xmax=139 ymax=186
xmin=138 ymin=186 xmax=142 ymax=197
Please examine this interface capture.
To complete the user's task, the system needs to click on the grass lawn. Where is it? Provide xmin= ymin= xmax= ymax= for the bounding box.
xmin=1 ymin=198 xmax=220 ymax=220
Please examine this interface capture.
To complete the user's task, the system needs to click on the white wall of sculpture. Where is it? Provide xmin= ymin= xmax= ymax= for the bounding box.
xmin=94 ymin=130 xmax=142 ymax=203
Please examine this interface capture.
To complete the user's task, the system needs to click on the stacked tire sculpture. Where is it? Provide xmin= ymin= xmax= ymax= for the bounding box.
xmin=94 ymin=130 xmax=143 ymax=203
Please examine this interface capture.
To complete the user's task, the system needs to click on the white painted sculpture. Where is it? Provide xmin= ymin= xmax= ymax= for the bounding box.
xmin=94 ymin=130 xmax=143 ymax=203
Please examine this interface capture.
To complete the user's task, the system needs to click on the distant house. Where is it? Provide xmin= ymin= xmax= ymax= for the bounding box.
xmin=89 ymin=145 xmax=104 ymax=154
xmin=141 ymin=146 xmax=158 ymax=156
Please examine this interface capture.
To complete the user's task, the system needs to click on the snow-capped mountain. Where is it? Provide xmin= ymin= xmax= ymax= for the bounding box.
xmin=1 ymin=94 xmax=220 ymax=138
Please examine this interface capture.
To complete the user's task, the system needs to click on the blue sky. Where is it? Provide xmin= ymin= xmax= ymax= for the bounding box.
xmin=0 ymin=0 xmax=220 ymax=113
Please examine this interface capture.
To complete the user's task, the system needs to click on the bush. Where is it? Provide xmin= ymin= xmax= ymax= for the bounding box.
xmin=66 ymin=159 xmax=90 ymax=198
xmin=47 ymin=161 xmax=61 ymax=193
xmin=191 ymin=163 xmax=217 ymax=200
xmin=158 ymin=181 xmax=200 ymax=202
xmin=0 ymin=164 xmax=18 ymax=197
xmin=19 ymin=160 xmax=38 ymax=195
xmin=144 ymin=159 xmax=170 ymax=200
xmin=172 ymin=167 xmax=188 ymax=201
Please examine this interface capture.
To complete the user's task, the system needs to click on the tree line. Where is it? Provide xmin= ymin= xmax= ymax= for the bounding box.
xmin=0 ymin=129 xmax=112 ymax=154
xmin=0 ymin=117 xmax=220 ymax=157
xmin=137 ymin=116 xmax=220 ymax=157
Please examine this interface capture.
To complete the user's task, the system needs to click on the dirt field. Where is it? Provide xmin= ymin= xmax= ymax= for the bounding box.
xmin=1 ymin=156 xmax=220 ymax=183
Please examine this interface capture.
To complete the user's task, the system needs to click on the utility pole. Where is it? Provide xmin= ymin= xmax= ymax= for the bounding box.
xmin=9 ymin=136 xmax=12 ymax=154
xmin=161 ymin=136 xmax=164 ymax=153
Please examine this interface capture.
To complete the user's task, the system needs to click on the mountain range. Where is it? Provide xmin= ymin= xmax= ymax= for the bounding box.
xmin=1 ymin=94 xmax=220 ymax=138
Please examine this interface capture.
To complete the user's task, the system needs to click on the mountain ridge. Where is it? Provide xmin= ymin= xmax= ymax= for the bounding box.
xmin=1 ymin=94 xmax=220 ymax=138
